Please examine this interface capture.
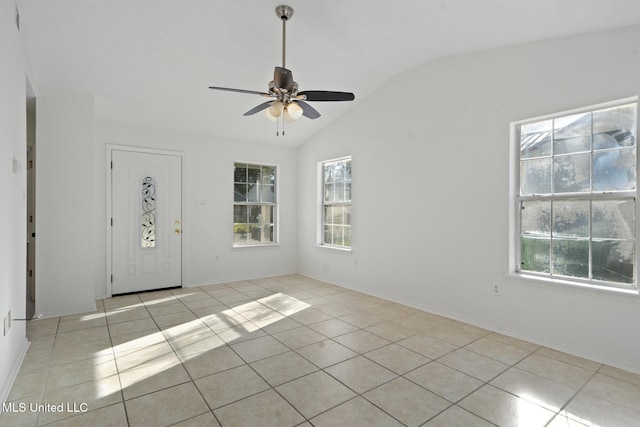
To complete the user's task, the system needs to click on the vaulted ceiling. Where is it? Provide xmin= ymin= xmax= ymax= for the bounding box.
xmin=19 ymin=0 xmax=640 ymax=146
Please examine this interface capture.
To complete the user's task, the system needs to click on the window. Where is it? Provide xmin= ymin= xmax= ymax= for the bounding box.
xmin=233 ymin=163 xmax=277 ymax=246
xmin=321 ymin=157 xmax=352 ymax=248
xmin=514 ymin=100 xmax=637 ymax=291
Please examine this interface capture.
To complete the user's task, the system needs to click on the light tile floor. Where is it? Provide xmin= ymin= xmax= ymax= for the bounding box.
xmin=3 ymin=275 xmax=640 ymax=426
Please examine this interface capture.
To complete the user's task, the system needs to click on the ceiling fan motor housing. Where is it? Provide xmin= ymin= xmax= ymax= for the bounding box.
xmin=275 ymin=67 xmax=295 ymax=92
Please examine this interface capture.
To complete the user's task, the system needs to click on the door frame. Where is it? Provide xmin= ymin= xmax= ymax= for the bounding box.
xmin=106 ymin=144 xmax=185 ymax=298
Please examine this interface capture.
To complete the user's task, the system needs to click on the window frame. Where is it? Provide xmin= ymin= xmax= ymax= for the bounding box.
xmin=318 ymin=156 xmax=352 ymax=250
xmin=510 ymin=97 xmax=639 ymax=294
xmin=233 ymin=161 xmax=278 ymax=247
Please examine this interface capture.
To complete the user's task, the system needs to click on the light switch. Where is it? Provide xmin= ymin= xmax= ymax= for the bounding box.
xmin=13 ymin=158 xmax=22 ymax=174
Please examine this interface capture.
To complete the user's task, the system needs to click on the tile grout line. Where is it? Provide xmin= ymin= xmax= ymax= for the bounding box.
xmin=237 ymin=280 xmax=441 ymax=426
xmin=214 ymin=280 xmax=499 ymax=426
xmin=35 ymin=317 xmax=61 ymax=427
xmin=196 ymin=279 xmax=369 ymax=425
xmin=106 ymin=295 xmax=144 ymax=427
xmin=545 ymin=367 xmax=602 ymax=427
xmin=210 ymin=280 xmax=316 ymax=424
xmin=178 ymin=284 xmax=259 ymax=427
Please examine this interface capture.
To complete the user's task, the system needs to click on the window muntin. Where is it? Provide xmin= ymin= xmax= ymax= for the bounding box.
xmin=233 ymin=163 xmax=276 ymax=246
xmin=321 ymin=157 xmax=352 ymax=248
xmin=516 ymin=101 xmax=637 ymax=289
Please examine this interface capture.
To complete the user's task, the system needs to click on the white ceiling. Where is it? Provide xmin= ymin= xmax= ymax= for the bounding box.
xmin=18 ymin=0 xmax=640 ymax=147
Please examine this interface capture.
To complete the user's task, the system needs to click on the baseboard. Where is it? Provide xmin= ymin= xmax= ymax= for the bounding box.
xmin=298 ymin=273 xmax=640 ymax=376
xmin=0 ymin=338 xmax=30 ymax=405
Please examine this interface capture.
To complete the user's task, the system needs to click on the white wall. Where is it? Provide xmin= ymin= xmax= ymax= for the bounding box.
xmin=31 ymin=91 xmax=298 ymax=313
xmin=0 ymin=2 xmax=29 ymax=403
xmin=35 ymin=86 xmax=97 ymax=317
xmin=93 ymin=119 xmax=298 ymax=299
xmin=297 ymin=25 xmax=640 ymax=374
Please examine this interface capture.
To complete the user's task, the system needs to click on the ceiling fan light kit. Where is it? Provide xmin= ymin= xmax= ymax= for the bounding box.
xmin=208 ymin=5 xmax=355 ymax=135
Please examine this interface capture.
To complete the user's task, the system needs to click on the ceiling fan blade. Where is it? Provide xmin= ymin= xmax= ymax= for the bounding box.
xmin=243 ymin=101 xmax=272 ymax=116
xmin=298 ymin=91 xmax=355 ymax=102
xmin=298 ymin=101 xmax=321 ymax=119
xmin=274 ymin=67 xmax=294 ymax=92
xmin=209 ymin=86 xmax=270 ymax=96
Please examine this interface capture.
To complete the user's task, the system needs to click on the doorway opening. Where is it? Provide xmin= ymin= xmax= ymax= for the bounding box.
xmin=26 ymin=83 xmax=36 ymax=319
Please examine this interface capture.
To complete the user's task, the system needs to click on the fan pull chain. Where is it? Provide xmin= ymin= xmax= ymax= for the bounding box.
xmin=275 ymin=117 xmax=286 ymax=136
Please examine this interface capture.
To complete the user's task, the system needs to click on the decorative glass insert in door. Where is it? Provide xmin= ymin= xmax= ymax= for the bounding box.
xmin=141 ymin=176 xmax=156 ymax=248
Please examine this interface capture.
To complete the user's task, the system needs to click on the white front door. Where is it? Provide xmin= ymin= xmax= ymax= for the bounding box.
xmin=111 ymin=150 xmax=182 ymax=294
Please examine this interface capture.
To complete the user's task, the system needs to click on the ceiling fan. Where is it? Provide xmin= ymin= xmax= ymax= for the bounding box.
xmin=208 ymin=5 xmax=355 ymax=132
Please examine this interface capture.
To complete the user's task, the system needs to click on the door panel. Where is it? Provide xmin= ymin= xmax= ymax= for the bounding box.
xmin=111 ymin=150 xmax=182 ymax=294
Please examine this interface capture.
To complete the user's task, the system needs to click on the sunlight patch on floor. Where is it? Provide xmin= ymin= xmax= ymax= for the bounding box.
xmin=76 ymin=293 xmax=201 ymax=323
xmin=518 ymin=392 xmax=562 ymax=412
xmin=93 ymin=292 xmax=310 ymax=398
xmin=516 ymin=393 xmax=558 ymax=426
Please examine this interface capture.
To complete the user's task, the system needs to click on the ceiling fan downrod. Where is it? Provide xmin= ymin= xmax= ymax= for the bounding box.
xmin=275 ymin=5 xmax=293 ymax=69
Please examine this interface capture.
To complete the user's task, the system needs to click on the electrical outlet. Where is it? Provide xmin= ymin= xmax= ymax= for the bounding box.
xmin=492 ymin=283 xmax=501 ymax=295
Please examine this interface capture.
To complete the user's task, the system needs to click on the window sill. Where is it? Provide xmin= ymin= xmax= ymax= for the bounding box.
xmin=505 ymin=272 xmax=639 ymax=297
xmin=317 ymin=244 xmax=352 ymax=254
xmin=232 ymin=243 xmax=281 ymax=249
